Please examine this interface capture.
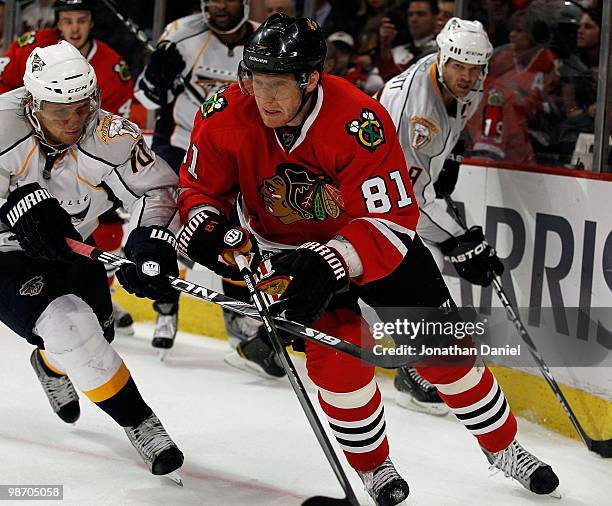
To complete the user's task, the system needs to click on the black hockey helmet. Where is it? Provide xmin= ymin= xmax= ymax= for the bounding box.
xmin=242 ymin=13 xmax=326 ymax=75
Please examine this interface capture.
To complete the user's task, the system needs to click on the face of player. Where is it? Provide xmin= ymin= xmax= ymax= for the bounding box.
xmin=251 ymin=71 xmax=319 ymax=128
xmin=407 ymin=2 xmax=437 ymax=40
xmin=206 ymin=0 xmax=245 ymax=32
xmin=443 ymin=59 xmax=484 ymax=98
xmin=509 ymin=18 xmax=532 ymax=53
xmin=36 ymin=98 xmax=92 ymax=146
xmin=264 ymin=0 xmax=296 ymax=17
xmin=57 ymin=11 xmax=93 ymax=52
xmin=577 ymin=14 xmax=600 ymax=49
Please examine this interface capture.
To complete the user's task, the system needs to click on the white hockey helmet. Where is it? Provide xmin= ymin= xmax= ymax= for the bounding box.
xmin=23 ymin=40 xmax=98 ymax=110
xmin=201 ymin=0 xmax=250 ymax=34
xmin=436 ymin=17 xmax=493 ymax=103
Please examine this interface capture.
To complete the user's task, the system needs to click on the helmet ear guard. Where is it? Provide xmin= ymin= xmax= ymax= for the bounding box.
xmin=436 ymin=17 xmax=493 ymax=104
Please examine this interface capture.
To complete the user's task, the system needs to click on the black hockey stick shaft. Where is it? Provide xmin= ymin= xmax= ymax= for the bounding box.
xmin=444 ymin=196 xmax=612 ymax=457
xmin=65 ymin=239 xmax=408 ymax=369
xmin=234 ymin=255 xmax=359 ymax=506
xmin=100 ymin=0 xmax=206 ymax=104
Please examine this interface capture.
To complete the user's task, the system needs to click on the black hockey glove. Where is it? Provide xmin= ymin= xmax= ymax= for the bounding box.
xmin=116 ymin=226 xmax=178 ymax=299
xmin=440 ymin=226 xmax=504 ymax=286
xmin=434 ymin=140 xmax=464 ymax=198
xmin=256 ymin=242 xmax=350 ymax=324
xmin=177 ymin=211 xmax=252 ymax=281
xmin=0 ymin=182 xmax=81 ymax=262
xmin=143 ymin=41 xmax=186 ymax=104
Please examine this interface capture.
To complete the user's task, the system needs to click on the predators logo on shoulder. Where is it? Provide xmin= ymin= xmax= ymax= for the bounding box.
xmin=99 ymin=114 xmax=140 ymax=144
xmin=200 ymin=87 xmax=228 ymax=120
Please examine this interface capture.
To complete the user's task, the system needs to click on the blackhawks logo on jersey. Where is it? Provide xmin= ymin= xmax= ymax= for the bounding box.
xmin=113 ymin=60 xmax=132 ymax=82
xmin=259 ymin=164 xmax=344 ymax=225
xmin=200 ymin=88 xmax=228 ymax=119
xmin=410 ymin=115 xmax=439 ymax=150
xmin=346 ymin=109 xmax=386 ymax=153
xmin=17 ymin=31 xmax=36 ymax=48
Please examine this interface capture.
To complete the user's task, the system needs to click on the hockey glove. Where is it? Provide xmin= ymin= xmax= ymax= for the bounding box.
xmin=434 ymin=140 xmax=464 ymax=198
xmin=440 ymin=226 xmax=504 ymax=286
xmin=142 ymin=41 xmax=186 ymax=104
xmin=177 ymin=211 xmax=252 ymax=281
xmin=0 ymin=182 xmax=81 ymax=262
xmin=116 ymin=226 xmax=178 ymax=299
xmin=256 ymin=242 xmax=350 ymax=324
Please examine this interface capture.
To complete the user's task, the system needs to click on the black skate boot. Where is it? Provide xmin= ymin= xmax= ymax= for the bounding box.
xmin=152 ymin=301 xmax=178 ymax=358
xmin=394 ymin=367 xmax=448 ymax=416
xmin=224 ymin=326 xmax=286 ymax=378
xmin=483 ymin=439 xmax=560 ymax=496
xmin=30 ymin=349 xmax=80 ymax=424
xmin=124 ymin=413 xmax=184 ymax=485
xmin=357 ymin=457 xmax=409 ymax=506
xmin=112 ymin=300 xmax=134 ymax=336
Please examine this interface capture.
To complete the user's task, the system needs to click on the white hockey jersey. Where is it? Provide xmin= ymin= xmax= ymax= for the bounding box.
xmin=135 ymin=14 xmax=258 ymax=152
xmin=0 ymin=88 xmax=179 ymax=253
xmin=377 ymin=53 xmax=482 ymax=244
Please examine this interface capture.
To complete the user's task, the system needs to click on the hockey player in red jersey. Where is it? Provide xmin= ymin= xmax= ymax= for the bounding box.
xmin=0 ymin=0 xmax=137 ymax=335
xmin=178 ymin=14 xmax=560 ymax=504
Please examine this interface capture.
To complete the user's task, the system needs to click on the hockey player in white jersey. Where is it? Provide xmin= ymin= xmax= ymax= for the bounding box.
xmin=0 ymin=42 xmax=183 ymax=482
xmin=134 ymin=0 xmax=263 ymax=355
xmin=377 ymin=19 xmax=504 ymax=415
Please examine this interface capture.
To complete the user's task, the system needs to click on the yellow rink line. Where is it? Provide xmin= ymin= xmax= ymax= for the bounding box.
xmin=113 ymin=287 xmax=612 ymax=443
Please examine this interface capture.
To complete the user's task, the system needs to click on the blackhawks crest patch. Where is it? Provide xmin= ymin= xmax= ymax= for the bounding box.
xmin=17 ymin=31 xmax=36 ymax=48
xmin=259 ymin=164 xmax=344 ymax=225
xmin=200 ymin=88 xmax=228 ymax=119
xmin=346 ymin=109 xmax=386 ymax=153
xmin=113 ymin=60 xmax=132 ymax=82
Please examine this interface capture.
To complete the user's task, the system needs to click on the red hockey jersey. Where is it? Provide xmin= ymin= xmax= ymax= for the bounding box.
xmin=178 ymin=76 xmax=419 ymax=284
xmin=0 ymin=29 xmax=133 ymax=115
xmin=467 ymin=46 xmax=560 ymax=164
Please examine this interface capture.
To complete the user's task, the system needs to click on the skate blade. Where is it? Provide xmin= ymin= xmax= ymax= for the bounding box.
xmin=549 ymin=489 xmax=562 ymax=499
xmin=395 ymin=391 xmax=449 ymax=416
xmin=164 ymin=471 xmax=183 ymax=486
xmin=158 ymin=349 xmax=169 ymax=362
xmin=223 ymin=351 xmax=282 ymax=380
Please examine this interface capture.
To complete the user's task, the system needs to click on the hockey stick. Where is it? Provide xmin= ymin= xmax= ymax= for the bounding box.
xmin=65 ymin=238 xmax=410 ymax=369
xmin=444 ymin=196 xmax=612 ymax=458
xmin=234 ymin=254 xmax=359 ymax=506
xmin=100 ymin=0 xmax=206 ymax=105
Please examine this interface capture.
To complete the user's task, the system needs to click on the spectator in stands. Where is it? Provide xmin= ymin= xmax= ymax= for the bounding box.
xmin=324 ymin=30 xmax=384 ymax=94
xmin=467 ymin=8 xmax=562 ymax=164
xmin=353 ymin=0 xmax=402 ymax=70
xmin=21 ymin=0 xmax=55 ymax=31
xmin=264 ymin=0 xmax=296 ymax=17
xmin=437 ymin=0 xmax=454 ymax=33
xmin=377 ymin=0 xmax=439 ymax=80
xmin=558 ymin=7 xmax=602 ymax=162
xmin=313 ymin=0 xmax=354 ymax=36
xmin=476 ymin=0 xmax=513 ymax=47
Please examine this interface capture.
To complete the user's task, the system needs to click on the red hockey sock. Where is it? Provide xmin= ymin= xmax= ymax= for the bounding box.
xmin=418 ymin=364 xmax=517 ymax=452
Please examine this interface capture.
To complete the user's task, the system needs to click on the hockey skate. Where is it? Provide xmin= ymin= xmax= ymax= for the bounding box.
xmin=394 ymin=367 xmax=448 ymax=416
xmin=224 ymin=326 xmax=286 ymax=379
xmin=483 ymin=439 xmax=560 ymax=497
xmin=124 ymin=413 xmax=184 ymax=485
xmin=30 ymin=349 xmax=80 ymax=424
xmin=152 ymin=302 xmax=178 ymax=361
xmin=223 ymin=309 xmax=261 ymax=349
xmin=357 ymin=457 xmax=409 ymax=506
xmin=112 ymin=301 xmax=134 ymax=336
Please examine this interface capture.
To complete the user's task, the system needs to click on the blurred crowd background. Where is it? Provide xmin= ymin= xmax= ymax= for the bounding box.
xmin=1 ymin=0 xmax=610 ymax=172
